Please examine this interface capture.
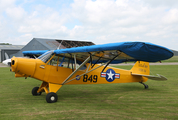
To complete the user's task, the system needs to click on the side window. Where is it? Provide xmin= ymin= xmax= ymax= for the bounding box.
xmin=47 ymin=55 xmax=73 ymax=68
xmin=47 ymin=54 xmax=87 ymax=70
xmin=47 ymin=55 xmax=58 ymax=66
xmin=58 ymin=57 xmax=71 ymax=68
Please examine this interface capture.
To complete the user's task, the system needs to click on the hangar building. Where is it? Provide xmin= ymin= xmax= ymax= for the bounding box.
xmin=0 ymin=45 xmax=24 ymax=62
xmin=12 ymin=38 xmax=95 ymax=57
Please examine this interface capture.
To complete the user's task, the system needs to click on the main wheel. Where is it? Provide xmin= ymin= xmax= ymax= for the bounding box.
xmin=46 ymin=92 xmax=58 ymax=103
xmin=32 ymin=87 xmax=42 ymax=96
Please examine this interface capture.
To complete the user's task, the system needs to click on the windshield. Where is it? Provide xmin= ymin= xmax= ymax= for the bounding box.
xmin=38 ymin=50 xmax=54 ymax=63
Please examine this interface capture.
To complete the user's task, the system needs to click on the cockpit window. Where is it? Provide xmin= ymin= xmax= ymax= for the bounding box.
xmin=38 ymin=50 xmax=54 ymax=63
xmin=47 ymin=55 xmax=74 ymax=68
xmin=38 ymin=51 xmax=87 ymax=70
xmin=46 ymin=54 xmax=87 ymax=70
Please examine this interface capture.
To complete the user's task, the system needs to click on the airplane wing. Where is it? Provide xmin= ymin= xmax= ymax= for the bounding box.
xmin=23 ymin=50 xmax=49 ymax=56
xmin=23 ymin=42 xmax=174 ymax=64
xmin=131 ymin=73 xmax=167 ymax=81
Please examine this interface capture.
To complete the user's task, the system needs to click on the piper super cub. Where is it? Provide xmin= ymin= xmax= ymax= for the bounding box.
xmin=10 ymin=41 xmax=173 ymax=103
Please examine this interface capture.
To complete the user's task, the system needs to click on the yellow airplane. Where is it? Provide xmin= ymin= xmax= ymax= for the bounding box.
xmin=10 ymin=42 xmax=173 ymax=103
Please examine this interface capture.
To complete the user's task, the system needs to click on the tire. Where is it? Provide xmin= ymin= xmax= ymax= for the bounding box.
xmin=32 ymin=87 xmax=42 ymax=96
xmin=145 ymin=84 xmax=149 ymax=89
xmin=46 ymin=92 xmax=58 ymax=103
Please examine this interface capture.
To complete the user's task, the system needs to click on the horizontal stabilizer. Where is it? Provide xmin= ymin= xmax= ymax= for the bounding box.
xmin=132 ymin=73 xmax=167 ymax=81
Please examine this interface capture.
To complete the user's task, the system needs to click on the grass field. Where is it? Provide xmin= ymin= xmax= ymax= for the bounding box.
xmin=0 ymin=65 xmax=178 ymax=120
xmin=162 ymin=56 xmax=178 ymax=62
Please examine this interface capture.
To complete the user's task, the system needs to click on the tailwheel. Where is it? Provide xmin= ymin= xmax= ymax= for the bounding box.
xmin=139 ymin=82 xmax=149 ymax=89
xmin=46 ymin=92 xmax=58 ymax=103
xmin=32 ymin=87 xmax=42 ymax=96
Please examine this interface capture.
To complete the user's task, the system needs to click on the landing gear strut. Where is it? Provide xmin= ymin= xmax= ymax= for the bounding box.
xmin=32 ymin=87 xmax=42 ymax=96
xmin=139 ymin=82 xmax=149 ymax=89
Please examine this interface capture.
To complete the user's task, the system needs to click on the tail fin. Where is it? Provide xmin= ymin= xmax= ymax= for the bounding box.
xmin=131 ymin=61 xmax=167 ymax=81
xmin=131 ymin=61 xmax=150 ymax=75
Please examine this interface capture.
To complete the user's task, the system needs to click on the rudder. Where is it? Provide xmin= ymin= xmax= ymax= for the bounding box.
xmin=131 ymin=61 xmax=150 ymax=75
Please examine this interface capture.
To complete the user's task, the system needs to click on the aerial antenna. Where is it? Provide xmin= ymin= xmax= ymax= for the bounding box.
xmin=57 ymin=40 xmax=63 ymax=50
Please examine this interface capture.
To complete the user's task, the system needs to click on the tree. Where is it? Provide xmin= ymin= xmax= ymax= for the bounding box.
xmin=0 ymin=43 xmax=12 ymax=45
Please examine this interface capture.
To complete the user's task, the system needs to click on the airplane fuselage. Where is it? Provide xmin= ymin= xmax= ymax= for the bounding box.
xmin=11 ymin=57 xmax=148 ymax=85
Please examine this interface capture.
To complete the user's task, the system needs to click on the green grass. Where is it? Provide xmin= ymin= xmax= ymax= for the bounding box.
xmin=162 ymin=56 xmax=178 ymax=62
xmin=0 ymin=65 xmax=178 ymax=120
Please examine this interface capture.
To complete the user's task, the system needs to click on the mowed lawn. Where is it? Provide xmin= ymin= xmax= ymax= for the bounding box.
xmin=0 ymin=65 xmax=178 ymax=120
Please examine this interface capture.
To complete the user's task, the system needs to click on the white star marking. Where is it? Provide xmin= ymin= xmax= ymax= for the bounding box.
xmin=107 ymin=70 xmax=114 ymax=80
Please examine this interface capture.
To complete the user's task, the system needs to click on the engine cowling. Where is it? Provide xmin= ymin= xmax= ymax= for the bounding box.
xmin=11 ymin=57 xmax=37 ymax=77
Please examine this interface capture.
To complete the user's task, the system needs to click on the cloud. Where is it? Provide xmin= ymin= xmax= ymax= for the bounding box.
xmin=0 ymin=0 xmax=178 ymax=50
xmin=5 ymin=6 xmax=26 ymax=21
xmin=68 ymin=0 xmax=178 ymax=49
xmin=0 ymin=0 xmax=16 ymax=12
xmin=0 ymin=1 xmax=71 ymax=44
xmin=162 ymin=9 xmax=178 ymax=24
xmin=142 ymin=0 xmax=178 ymax=7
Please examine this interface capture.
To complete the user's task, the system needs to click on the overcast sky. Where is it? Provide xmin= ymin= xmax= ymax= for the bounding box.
xmin=0 ymin=0 xmax=178 ymax=50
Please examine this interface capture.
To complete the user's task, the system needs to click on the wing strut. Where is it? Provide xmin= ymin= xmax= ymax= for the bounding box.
xmin=64 ymin=61 xmax=110 ymax=84
xmin=91 ymin=56 xmax=102 ymax=68
xmin=91 ymin=51 xmax=104 ymax=68
xmin=74 ymin=54 xmax=77 ymax=69
xmin=101 ymin=55 xmax=118 ymax=72
xmin=89 ymin=52 xmax=93 ymax=67
xmin=69 ymin=54 xmax=74 ymax=71
xmin=62 ymin=54 xmax=94 ymax=85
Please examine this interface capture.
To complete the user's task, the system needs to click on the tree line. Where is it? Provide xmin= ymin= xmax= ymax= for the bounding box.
xmin=0 ymin=43 xmax=12 ymax=45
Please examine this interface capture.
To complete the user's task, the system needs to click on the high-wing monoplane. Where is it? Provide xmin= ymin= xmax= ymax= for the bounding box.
xmin=10 ymin=42 xmax=173 ymax=103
